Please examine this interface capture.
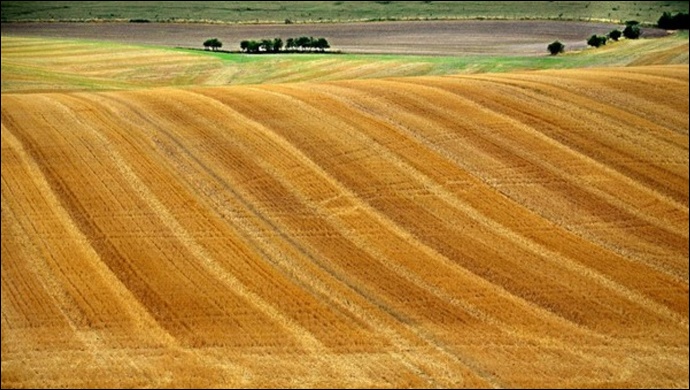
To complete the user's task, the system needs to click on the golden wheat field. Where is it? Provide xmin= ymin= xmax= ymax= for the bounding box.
xmin=2 ymin=35 xmax=689 ymax=387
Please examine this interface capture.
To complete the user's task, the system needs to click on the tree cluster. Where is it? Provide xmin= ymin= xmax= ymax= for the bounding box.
xmin=240 ymin=37 xmax=330 ymax=53
xmin=203 ymin=38 xmax=223 ymax=51
xmin=585 ymin=25 xmax=638 ymax=50
xmin=240 ymin=38 xmax=284 ymax=53
xmin=547 ymin=11 xmax=681 ymax=55
xmin=657 ymin=12 xmax=689 ymax=30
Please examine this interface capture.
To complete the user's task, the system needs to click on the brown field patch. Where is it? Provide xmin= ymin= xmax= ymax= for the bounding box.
xmin=1 ymin=65 xmax=688 ymax=388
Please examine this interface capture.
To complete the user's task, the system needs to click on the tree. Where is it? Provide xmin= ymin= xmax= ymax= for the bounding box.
xmin=247 ymin=40 xmax=261 ymax=53
xmin=587 ymin=34 xmax=608 ymax=48
xmin=286 ymin=37 xmax=296 ymax=51
xmin=296 ymin=36 xmax=312 ymax=51
xmin=623 ymin=24 xmax=641 ymax=39
xmin=657 ymin=12 xmax=689 ymax=30
xmin=547 ymin=40 xmax=564 ymax=55
xmin=239 ymin=40 xmax=262 ymax=53
xmin=315 ymin=37 xmax=330 ymax=51
xmin=260 ymin=39 xmax=273 ymax=52
xmin=657 ymin=12 xmax=674 ymax=29
xmin=272 ymin=38 xmax=284 ymax=53
xmin=608 ymin=29 xmax=622 ymax=41
xmin=203 ymin=38 xmax=222 ymax=51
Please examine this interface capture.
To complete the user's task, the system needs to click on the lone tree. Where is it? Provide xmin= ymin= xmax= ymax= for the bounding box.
xmin=203 ymin=38 xmax=223 ymax=51
xmin=623 ymin=21 xmax=641 ymax=39
xmin=587 ymin=34 xmax=608 ymax=48
xmin=547 ymin=40 xmax=565 ymax=55
xmin=608 ymin=29 xmax=622 ymax=41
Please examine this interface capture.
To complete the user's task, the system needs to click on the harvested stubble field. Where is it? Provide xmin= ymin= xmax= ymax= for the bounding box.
xmin=2 ymin=63 xmax=688 ymax=387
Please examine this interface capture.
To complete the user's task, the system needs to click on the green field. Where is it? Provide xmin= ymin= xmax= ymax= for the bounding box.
xmin=176 ymin=29 xmax=690 ymax=77
xmin=2 ymin=1 xmax=688 ymax=25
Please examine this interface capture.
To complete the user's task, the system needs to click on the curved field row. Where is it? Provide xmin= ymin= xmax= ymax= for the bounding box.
xmin=2 ymin=65 xmax=688 ymax=388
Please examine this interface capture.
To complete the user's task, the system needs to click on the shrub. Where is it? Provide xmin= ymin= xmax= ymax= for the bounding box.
xmin=587 ymin=34 xmax=608 ymax=48
xmin=547 ymin=40 xmax=564 ymax=55
xmin=623 ymin=24 xmax=641 ymax=39
xmin=608 ymin=29 xmax=622 ymax=41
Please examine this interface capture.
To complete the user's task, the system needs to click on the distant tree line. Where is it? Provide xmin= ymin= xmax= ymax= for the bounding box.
xmin=585 ymin=21 xmax=641 ymax=49
xmin=550 ymin=19 xmax=646 ymax=54
xmin=240 ymin=37 xmax=331 ymax=53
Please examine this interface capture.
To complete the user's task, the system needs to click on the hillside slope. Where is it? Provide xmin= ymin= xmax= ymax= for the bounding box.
xmin=1 ymin=65 xmax=688 ymax=388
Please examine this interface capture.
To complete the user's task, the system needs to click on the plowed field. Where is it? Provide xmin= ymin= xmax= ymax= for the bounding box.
xmin=1 ymin=65 xmax=688 ymax=388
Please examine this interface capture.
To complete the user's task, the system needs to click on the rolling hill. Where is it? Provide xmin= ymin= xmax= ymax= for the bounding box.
xmin=2 ymin=62 xmax=688 ymax=387
xmin=2 ymin=32 xmax=688 ymax=94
